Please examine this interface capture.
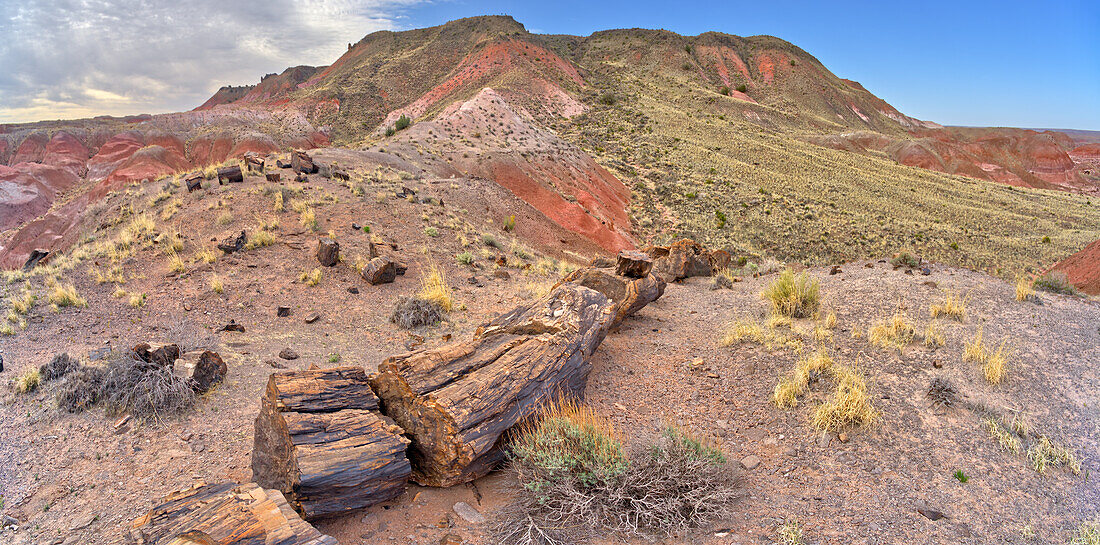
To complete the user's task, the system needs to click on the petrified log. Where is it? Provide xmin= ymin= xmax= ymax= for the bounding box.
xmin=252 ymin=367 xmax=411 ymax=520
xmin=132 ymin=343 xmax=181 ymax=367
xmin=129 ymin=481 xmax=336 ymax=545
xmin=185 ymin=173 xmax=203 ymax=193
xmin=218 ymin=231 xmax=247 ymax=254
xmin=266 ymin=172 xmax=281 ymax=182
xmin=615 ymin=250 xmax=653 ymax=278
xmin=331 ymin=168 xmax=350 ymax=181
xmin=372 ymin=283 xmax=617 ymax=487
xmin=315 ymin=239 xmax=339 ymax=267
xmin=244 ymin=153 xmax=265 ymax=173
xmin=709 ymin=249 xmax=732 ymax=271
xmin=556 ymin=268 xmax=666 ymax=328
xmin=291 ymin=151 xmax=317 ymax=174
xmin=362 ymin=257 xmax=396 ymax=285
xmin=217 ymin=165 xmax=243 ymax=184
xmin=654 ymin=239 xmax=713 ymax=281
xmin=190 ymin=351 xmax=226 ymax=394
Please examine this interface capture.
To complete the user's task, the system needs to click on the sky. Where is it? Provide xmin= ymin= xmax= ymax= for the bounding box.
xmin=1 ymin=0 xmax=1097 ymax=129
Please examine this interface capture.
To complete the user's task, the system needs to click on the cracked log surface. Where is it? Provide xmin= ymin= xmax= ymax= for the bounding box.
xmin=129 ymin=481 xmax=337 ymax=545
xmin=371 ymin=283 xmax=618 ymax=487
xmin=251 ymin=367 xmax=411 ymax=520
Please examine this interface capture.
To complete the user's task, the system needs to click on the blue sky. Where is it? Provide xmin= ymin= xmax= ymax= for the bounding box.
xmin=1 ymin=0 xmax=1097 ymax=129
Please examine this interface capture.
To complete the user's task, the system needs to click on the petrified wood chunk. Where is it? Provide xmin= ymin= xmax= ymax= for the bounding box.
xmin=291 ymin=151 xmax=317 ymax=174
xmin=315 ymin=239 xmax=339 ymax=267
xmin=266 ymin=172 xmax=281 ymax=182
xmin=556 ymin=267 xmax=665 ymax=328
xmin=654 ymin=239 xmax=713 ymax=280
xmin=371 ymin=283 xmax=616 ymax=487
xmin=252 ymin=367 xmax=411 ymax=520
xmin=244 ymin=153 xmax=265 ymax=173
xmin=615 ymin=250 xmax=653 ymax=278
xmin=190 ymin=351 xmax=226 ymax=394
xmin=362 ymin=257 xmax=396 ymax=285
xmin=185 ymin=173 xmax=203 ymax=192
xmin=129 ymin=481 xmax=337 ymax=545
xmin=217 ymin=165 xmax=243 ymax=184
xmin=218 ymin=231 xmax=246 ymax=254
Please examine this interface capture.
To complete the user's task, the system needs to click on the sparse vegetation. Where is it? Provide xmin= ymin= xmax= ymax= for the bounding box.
xmin=930 ymin=292 xmax=966 ymax=321
xmin=15 ymin=368 xmax=42 ymax=393
xmin=890 ymin=252 xmax=920 ymax=268
xmin=963 ymin=328 xmax=1010 ymax=384
xmin=39 ymin=353 xmax=79 ymax=381
xmin=300 ymin=207 xmax=318 ymax=231
xmin=1015 ymin=277 xmax=1035 ymax=301
xmin=810 ymin=363 xmax=878 ymax=432
xmin=245 ymin=230 xmax=278 ymax=250
xmin=761 ymin=269 xmax=820 ymax=318
xmin=210 ymin=274 xmax=224 ymax=293
xmin=456 ymin=251 xmax=475 ymax=265
xmin=417 ymin=262 xmax=454 ymax=311
xmin=922 ymin=321 xmax=945 ymax=348
xmin=299 ymin=268 xmax=323 ymax=286
xmin=1033 ymin=271 xmax=1079 ymax=295
xmin=48 ymin=283 xmax=87 ymax=309
xmin=776 ymin=520 xmax=804 ymax=545
xmin=100 ymin=351 xmax=195 ymax=421
xmin=390 ymin=297 xmax=445 ymax=329
xmin=1027 ymin=436 xmax=1080 ymax=475
xmin=953 ymin=469 xmax=969 ymax=483
xmin=867 ymin=310 xmax=914 ymax=350
xmin=772 ymin=351 xmax=834 ymax=408
xmin=1071 ymin=521 xmax=1100 ymax=545
xmin=503 ymin=214 xmax=516 ymax=232
xmin=129 ymin=293 xmax=146 ymax=308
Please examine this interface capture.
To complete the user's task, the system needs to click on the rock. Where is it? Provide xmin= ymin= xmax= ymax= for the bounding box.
xmin=395 ymin=262 xmax=408 ymax=276
xmin=220 ymin=320 xmax=245 ymax=332
xmin=838 ymin=432 xmax=849 ymax=442
xmin=817 ymin=433 xmax=832 ymax=447
xmin=492 ymin=270 xmax=510 ymax=280
xmin=133 ymin=343 xmax=181 ymax=367
xmin=740 ymin=455 xmax=761 ymax=470
xmin=295 ymin=172 xmax=309 ymax=183
xmin=278 ymin=348 xmax=299 ymax=360
xmin=467 ymin=276 xmax=483 ymax=287
xmin=217 ymin=231 xmax=246 ymax=254
xmin=266 ymin=359 xmax=285 ymax=369
xmin=347 ymin=287 xmax=359 ymax=294
xmin=69 ymin=514 xmax=96 ymax=531
xmin=362 ymin=257 xmax=397 ymax=285
xmin=291 ymin=150 xmax=317 ymax=174
xmin=0 ymin=352 xmax=4 ymax=373
xmin=830 ymin=265 xmax=842 ymax=275
xmin=439 ymin=534 xmax=464 ymax=545
xmin=190 ymin=351 xmax=226 ymax=394
xmin=452 ymin=502 xmax=485 ymax=525
xmin=590 ymin=256 xmax=616 ymax=268
xmin=22 ymin=248 xmax=50 ymax=272
xmin=352 ymin=222 xmax=361 ymax=231
xmin=316 ymin=239 xmax=340 ymax=267
xmin=277 ymin=306 xmax=291 ymax=317
xmin=276 ymin=159 xmax=290 ymax=169
xmin=265 ymin=172 xmax=281 ymax=182
xmin=332 ymin=168 xmax=350 ymax=181
xmin=243 ymin=152 xmax=264 ymax=173
xmin=916 ymin=504 xmax=946 ymax=521
xmin=554 ymin=267 xmax=666 ymax=328
xmin=615 ymin=250 xmax=654 ymax=278
xmin=653 ymin=239 xmax=713 ymax=281
xmin=305 ymin=313 xmax=320 ymax=324
xmin=921 ymin=267 xmax=933 ymax=276
xmin=709 ymin=249 xmax=732 ymax=271
xmin=216 ymin=165 xmax=243 ymax=184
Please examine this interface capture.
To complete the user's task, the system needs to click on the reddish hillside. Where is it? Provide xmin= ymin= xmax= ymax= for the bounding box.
xmin=194 ymin=85 xmax=254 ymax=110
xmin=1049 ymin=238 xmax=1100 ymax=295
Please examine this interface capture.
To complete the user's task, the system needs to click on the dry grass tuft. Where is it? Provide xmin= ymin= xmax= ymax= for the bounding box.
xmin=390 ymin=297 xmax=445 ymax=329
xmin=1071 ymin=522 xmax=1100 ymax=545
xmin=985 ymin=418 xmax=1021 ymax=453
xmin=299 ymin=268 xmax=323 ymax=287
xmin=1027 ymin=436 xmax=1081 ymax=475
xmin=867 ymin=310 xmax=914 ymax=350
xmin=761 ymin=269 xmax=820 ymax=318
xmin=300 ymin=207 xmax=318 ymax=231
xmin=245 ymin=230 xmax=278 ymax=250
xmin=811 ymin=364 xmax=878 ymax=432
xmin=417 ymin=262 xmax=454 ymax=311
xmin=167 ymin=251 xmax=187 ymax=274
xmin=39 ymin=353 xmax=80 ymax=381
xmin=210 ymin=274 xmax=224 ymax=294
xmin=195 ymin=247 xmax=217 ymax=264
xmin=128 ymin=293 xmax=146 ymax=308
xmin=777 ymin=520 xmax=805 ymax=545
xmin=1015 ymin=277 xmax=1035 ymax=301
xmin=922 ymin=321 xmax=945 ymax=348
xmin=930 ymin=292 xmax=967 ymax=321
xmin=773 ymin=351 xmax=834 ymax=408
xmin=48 ymin=283 xmax=87 ymax=309
xmin=15 ymin=368 xmax=41 ymax=393
xmin=963 ymin=328 xmax=1010 ymax=384
xmin=55 ymin=365 xmax=106 ymax=413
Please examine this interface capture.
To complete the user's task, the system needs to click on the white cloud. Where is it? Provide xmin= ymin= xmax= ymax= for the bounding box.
xmin=0 ymin=0 xmax=429 ymax=123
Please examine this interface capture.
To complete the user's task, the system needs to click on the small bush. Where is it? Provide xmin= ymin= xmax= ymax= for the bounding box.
xmin=390 ymin=296 xmax=445 ymax=329
xmin=811 ymin=365 xmax=878 ymax=432
xmin=100 ymin=352 xmax=195 ymax=421
xmin=890 ymin=252 xmax=920 ymax=269
xmin=129 ymin=293 xmax=146 ymax=308
xmin=56 ymin=365 xmax=106 ymax=413
xmin=598 ymin=92 xmax=616 ymax=106
xmin=216 ymin=211 xmax=234 ymax=226
xmin=777 ymin=521 xmax=804 ymax=545
xmin=930 ymin=292 xmax=966 ymax=321
xmin=210 ymin=274 xmax=224 ymax=294
xmin=761 ymin=269 xmax=820 ymax=318
xmin=736 ymin=83 xmax=748 ymax=93
xmin=39 ymin=353 xmax=80 ymax=381
xmin=1033 ymin=271 xmax=1079 ymax=295
xmin=456 ymin=251 xmax=475 ymax=265
xmin=503 ymin=215 xmax=516 ymax=232
xmin=424 ymin=226 xmax=439 ymax=237
xmin=299 ymin=268 xmax=323 ymax=287
xmin=195 ymin=247 xmax=217 ymax=264
xmin=394 ymin=114 xmax=411 ymax=132
xmin=482 ymin=233 xmax=503 ymax=249
xmin=15 ymin=368 xmax=41 ymax=394
xmin=953 ymin=469 xmax=968 ymax=483
xmin=1015 ymin=277 xmax=1035 ymax=301
xmin=718 ymin=85 xmax=730 ymax=96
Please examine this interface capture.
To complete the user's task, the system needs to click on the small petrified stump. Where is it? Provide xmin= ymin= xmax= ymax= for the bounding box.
xmin=130 ymin=481 xmax=337 ymax=545
xmin=132 ymin=343 xmax=181 ymax=367
xmin=316 ymin=239 xmax=339 ymax=267
xmin=217 ymin=231 xmax=246 ymax=254
xmin=244 ymin=153 xmax=265 ymax=173
xmin=291 ymin=150 xmax=317 ymax=174
xmin=362 ymin=257 xmax=396 ymax=285
xmin=615 ymin=250 xmax=653 ymax=278
xmin=266 ymin=172 xmax=281 ymax=182
xmin=216 ymin=165 xmax=243 ymax=184
xmin=332 ymin=168 xmax=350 ymax=181
xmin=190 ymin=351 xmax=226 ymax=394
xmin=252 ymin=367 xmax=411 ymax=520
xmin=371 ymin=283 xmax=619 ymax=487
xmin=185 ymin=173 xmax=203 ymax=193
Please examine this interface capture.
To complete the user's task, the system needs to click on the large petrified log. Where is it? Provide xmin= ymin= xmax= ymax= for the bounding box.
xmin=555 ymin=267 xmax=665 ymax=328
xmin=371 ymin=283 xmax=617 ymax=487
xmin=252 ymin=367 xmax=411 ymax=520
xmin=217 ymin=165 xmax=244 ymax=184
xmin=129 ymin=481 xmax=337 ymax=545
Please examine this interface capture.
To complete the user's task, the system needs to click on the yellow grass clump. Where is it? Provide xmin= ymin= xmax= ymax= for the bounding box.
xmin=299 ymin=268 xmax=323 ymax=287
xmin=15 ymin=368 xmax=41 ymax=394
xmin=273 ymin=191 xmax=285 ymax=212
xmin=963 ymin=328 xmax=1010 ymax=384
xmin=811 ymin=364 xmax=878 ymax=432
xmin=167 ymin=251 xmax=187 ymax=274
xmin=418 ymin=262 xmax=455 ymax=311
xmin=867 ymin=310 xmax=914 ymax=350
xmin=300 ymin=207 xmax=318 ymax=231
xmin=48 ymin=283 xmax=87 ymax=309
xmin=12 ymin=292 xmax=37 ymax=315
xmin=1015 ymin=277 xmax=1034 ymax=301
xmin=922 ymin=321 xmax=945 ymax=348
xmin=761 ymin=269 xmax=820 ymax=318
xmin=930 ymin=292 xmax=967 ymax=321
xmin=772 ymin=351 xmax=834 ymax=408
xmin=245 ymin=231 xmax=278 ymax=250
xmin=129 ymin=293 xmax=146 ymax=308
xmin=211 ymin=274 xmax=224 ymax=294
xmin=985 ymin=418 xmax=1020 ymax=453
xmin=195 ymin=247 xmax=217 ymax=264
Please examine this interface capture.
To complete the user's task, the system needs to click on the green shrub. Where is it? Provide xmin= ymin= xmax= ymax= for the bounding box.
xmin=719 ymin=85 xmax=730 ymax=96
xmin=761 ymin=269 xmax=821 ymax=318
xmin=1033 ymin=271 xmax=1079 ymax=295
xmin=395 ymin=114 xmax=411 ymax=132
xmin=456 ymin=251 xmax=475 ymax=265
xmin=736 ymin=84 xmax=748 ymax=93
xmin=890 ymin=252 xmax=920 ymax=269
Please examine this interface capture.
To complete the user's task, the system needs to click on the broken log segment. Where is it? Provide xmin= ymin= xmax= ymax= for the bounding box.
xmin=371 ymin=283 xmax=617 ymax=487
xmin=291 ymin=150 xmax=317 ymax=174
xmin=217 ymin=165 xmax=243 ymax=184
xmin=252 ymin=366 xmax=411 ymax=520
xmin=129 ymin=481 xmax=337 ymax=545
xmin=615 ymin=250 xmax=654 ymax=278
xmin=556 ymin=267 xmax=666 ymax=328
xmin=316 ymin=239 xmax=339 ymax=267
